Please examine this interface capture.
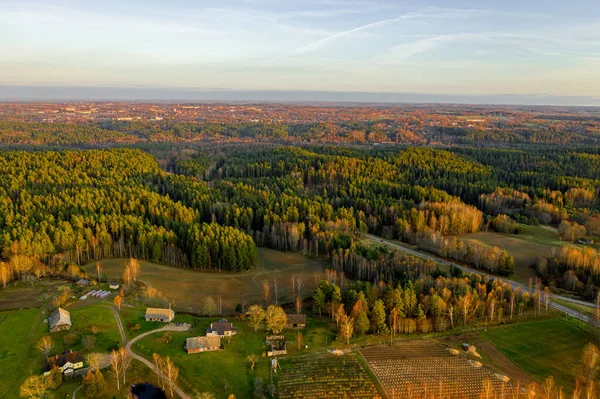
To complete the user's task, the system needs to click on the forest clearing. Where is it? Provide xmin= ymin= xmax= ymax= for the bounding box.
xmin=458 ymin=230 xmax=558 ymax=283
xmin=85 ymin=248 xmax=323 ymax=313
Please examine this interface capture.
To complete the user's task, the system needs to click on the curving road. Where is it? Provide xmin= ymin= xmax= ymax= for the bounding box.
xmin=365 ymin=234 xmax=597 ymax=325
xmin=72 ymin=385 xmax=82 ymax=399
xmin=110 ymin=308 xmax=191 ymax=399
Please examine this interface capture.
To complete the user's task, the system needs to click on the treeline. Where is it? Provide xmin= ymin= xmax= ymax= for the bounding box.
xmin=4 ymin=117 xmax=600 ymax=146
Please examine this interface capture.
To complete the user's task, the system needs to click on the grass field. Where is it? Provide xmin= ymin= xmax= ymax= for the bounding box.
xmin=459 ymin=230 xmax=558 ymax=282
xmin=50 ymin=305 xmax=122 ymax=353
xmin=480 ymin=317 xmax=597 ymax=392
xmin=133 ymin=316 xmax=335 ymax=398
xmin=0 ymin=309 xmax=48 ymax=399
xmin=133 ymin=319 xmax=271 ymax=398
xmin=85 ymin=248 xmax=324 ymax=313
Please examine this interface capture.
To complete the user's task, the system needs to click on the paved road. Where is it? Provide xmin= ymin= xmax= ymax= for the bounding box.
xmin=366 ymin=234 xmax=597 ymax=325
xmin=72 ymin=385 xmax=82 ymax=399
xmin=110 ymin=308 xmax=191 ymax=399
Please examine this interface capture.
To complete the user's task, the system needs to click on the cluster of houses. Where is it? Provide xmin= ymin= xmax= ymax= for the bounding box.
xmin=44 ymin=302 xmax=309 ymax=376
xmin=45 ymin=308 xmax=84 ymax=376
xmin=185 ymin=319 xmax=237 ymax=354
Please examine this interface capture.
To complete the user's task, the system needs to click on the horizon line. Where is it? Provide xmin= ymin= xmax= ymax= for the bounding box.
xmin=1 ymin=85 xmax=600 ymax=107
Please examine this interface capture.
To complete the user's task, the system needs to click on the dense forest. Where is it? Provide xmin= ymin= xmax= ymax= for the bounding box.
xmin=1 ymin=144 xmax=600 ymax=298
xmin=3 ymin=118 xmax=600 ymax=146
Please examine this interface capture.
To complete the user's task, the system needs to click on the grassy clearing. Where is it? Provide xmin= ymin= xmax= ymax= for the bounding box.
xmin=52 ymin=305 xmax=121 ymax=353
xmin=0 ymin=308 xmax=47 ymax=399
xmin=514 ymin=224 xmax=562 ymax=246
xmin=458 ymin=230 xmax=557 ymax=283
xmin=85 ymin=248 xmax=324 ymax=313
xmin=480 ymin=317 xmax=597 ymax=392
xmin=133 ymin=316 xmax=335 ymax=398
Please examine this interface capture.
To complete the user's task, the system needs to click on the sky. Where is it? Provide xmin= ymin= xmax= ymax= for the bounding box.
xmin=1 ymin=0 xmax=600 ymax=103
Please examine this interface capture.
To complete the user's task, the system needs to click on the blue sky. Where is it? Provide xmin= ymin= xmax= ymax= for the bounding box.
xmin=1 ymin=0 xmax=600 ymax=98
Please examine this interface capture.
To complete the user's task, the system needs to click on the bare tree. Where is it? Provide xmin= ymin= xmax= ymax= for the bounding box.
xmin=509 ymin=291 xmax=516 ymax=321
xmin=36 ymin=335 xmax=54 ymax=361
xmin=110 ymin=349 xmax=121 ymax=391
xmin=338 ymin=313 xmax=354 ymax=344
xmin=273 ymin=278 xmax=279 ymax=306
xmin=297 ymin=331 xmax=303 ymax=351
xmin=128 ymin=258 xmax=141 ymax=282
xmin=153 ymin=353 xmax=165 ymax=390
xmin=122 ymin=265 xmax=133 ymax=285
xmin=164 ymin=356 xmax=179 ymax=398
xmin=447 ymin=304 xmax=455 ymax=329
xmin=262 ymin=280 xmax=271 ymax=307
xmin=119 ymin=347 xmax=132 ymax=387
xmin=20 ymin=375 xmax=49 ymax=399
xmin=203 ymin=296 xmax=218 ymax=317
xmin=295 ymin=295 xmax=302 ymax=315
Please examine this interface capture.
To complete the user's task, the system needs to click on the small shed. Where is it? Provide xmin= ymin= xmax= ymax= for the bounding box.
xmin=75 ymin=279 xmax=90 ymax=287
xmin=286 ymin=314 xmax=306 ymax=329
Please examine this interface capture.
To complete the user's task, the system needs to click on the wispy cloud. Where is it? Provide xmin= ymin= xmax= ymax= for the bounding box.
xmin=284 ymin=7 xmax=486 ymax=56
xmin=285 ymin=17 xmax=400 ymax=56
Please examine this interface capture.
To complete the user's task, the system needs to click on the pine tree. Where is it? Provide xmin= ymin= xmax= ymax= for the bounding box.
xmin=371 ymin=299 xmax=388 ymax=333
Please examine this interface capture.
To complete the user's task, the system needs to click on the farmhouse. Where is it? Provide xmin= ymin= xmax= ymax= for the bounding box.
xmin=44 ymin=350 xmax=84 ymax=375
xmin=184 ymin=335 xmax=221 ymax=354
xmin=48 ymin=308 xmax=71 ymax=333
xmin=145 ymin=307 xmax=175 ymax=322
xmin=286 ymin=314 xmax=306 ymax=329
xmin=109 ymin=282 xmax=120 ymax=289
xmin=207 ymin=319 xmax=237 ymax=337
xmin=75 ymin=278 xmax=90 ymax=287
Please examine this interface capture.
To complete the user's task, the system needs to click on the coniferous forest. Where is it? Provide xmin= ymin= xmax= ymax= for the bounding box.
xmin=1 ymin=142 xmax=600 ymax=298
